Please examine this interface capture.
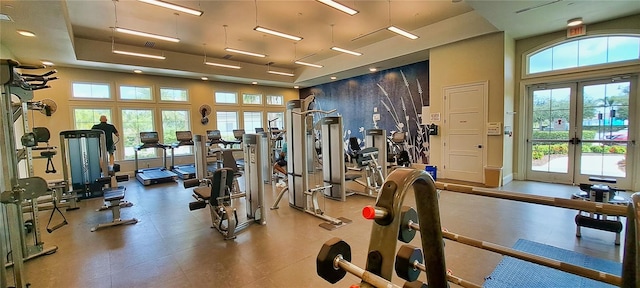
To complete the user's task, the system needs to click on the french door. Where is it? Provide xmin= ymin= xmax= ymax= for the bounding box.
xmin=527 ymin=77 xmax=635 ymax=189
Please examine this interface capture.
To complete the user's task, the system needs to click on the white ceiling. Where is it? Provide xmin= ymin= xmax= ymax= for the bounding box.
xmin=1 ymin=1 xmax=639 ymax=88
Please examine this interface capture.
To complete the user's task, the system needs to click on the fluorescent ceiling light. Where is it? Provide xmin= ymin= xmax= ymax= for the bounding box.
xmin=331 ymin=46 xmax=362 ymax=56
xmin=204 ymin=62 xmax=241 ymax=69
xmin=113 ymin=49 xmax=166 ymax=60
xmin=137 ymin=0 xmax=203 ymax=16
xmin=294 ymin=61 xmax=323 ymax=68
xmin=387 ymin=26 xmax=419 ymax=40
xmin=254 ymin=26 xmax=302 ymax=41
xmin=225 ymin=48 xmax=266 ymax=58
xmin=0 ymin=13 xmax=13 ymax=22
xmin=115 ymin=27 xmax=180 ymax=43
xmin=369 ymin=67 xmax=377 ymax=72
xmin=133 ymin=69 xmax=143 ymax=73
xmin=567 ymin=17 xmax=583 ymax=27
xmin=330 ymin=76 xmax=337 ymax=80
xmin=268 ymin=70 xmax=295 ymax=77
xmin=252 ymin=81 xmax=258 ymax=85
xmin=294 ymin=86 xmax=299 ymax=89
xmin=41 ymin=61 xmax=54 ymax=66
xmin=316 ymin=0 xmax=358 ymax=15
xmin=201 ymin=77 xmax=208 ymax=80
xmin=17 ymin=30 xmax=36 ymax=37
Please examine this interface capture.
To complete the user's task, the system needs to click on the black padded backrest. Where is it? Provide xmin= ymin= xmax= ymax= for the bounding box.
xmin=255 ymin=128 xmax=264 ymax=133
xmin=211 ymin=168 xmax=235 ymax=200
xmin=349 ymin=137 xmax=361 ymax=152
xmin=222 ymin=150 xmax=239 ymax=173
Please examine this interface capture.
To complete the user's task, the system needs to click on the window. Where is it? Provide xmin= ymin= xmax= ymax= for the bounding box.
xmin=527 ymin=35 xmax=640 ymax=74
xmin=266 ymin=95 xmax=284 ymax=105
xmin=162 ymin=110 xmax=191 ymax=155
xmin=121 ymin=109 xmax=155 ymax=159
xmin=216 ymin=111 xmax=238 ymax=140
xmin=243 ymin=111 xmax=263 ymax=133
xmin=72 ymin=82 xmax=110 ymax=99
xmin=73 ymin=108 xmax=112 ymax=130
xmin=120 ymin=85 xmax=152 ymax=100
xmin=160 ymin=87 xmax=188 ymax=101
xmin=215 ymin=92 xmax=237 ymax=104
xmin=267 ymin=112 xmax=285 ymax=129
xmin=242 ymin=93 xmax=262 ymax=105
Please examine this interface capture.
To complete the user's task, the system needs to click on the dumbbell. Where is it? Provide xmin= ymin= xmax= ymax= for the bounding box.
xmin=317 ymin=237 xmax=402 ymax=288
xmin=395 ymin=244 xmax=482 ymax=288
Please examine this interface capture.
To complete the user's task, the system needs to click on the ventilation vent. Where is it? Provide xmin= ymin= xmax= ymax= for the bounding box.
xmin=223 ymin=54 xmax=233 ymax=59
xmin=144 ymin=41 xmax=155 ymax=48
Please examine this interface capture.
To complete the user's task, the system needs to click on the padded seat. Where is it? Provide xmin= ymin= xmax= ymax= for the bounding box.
xmin=345 ymin=173 xmax=362 ymax=181
xmin=103 ymin=188 xmax=125 ymax=201
xmin=194 ymin=187 xmax=212 ymax=200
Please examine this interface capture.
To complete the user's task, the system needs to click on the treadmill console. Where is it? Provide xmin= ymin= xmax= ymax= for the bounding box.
xmin=233 ymin=129 xmax=245 ymax=141
xmin=207 ymin=130 xmax=222 ymax=144
xmin=175 ymin=131 xmax=194 ymax=146
xmin=140 ymin=132 xmax=159 ymax=144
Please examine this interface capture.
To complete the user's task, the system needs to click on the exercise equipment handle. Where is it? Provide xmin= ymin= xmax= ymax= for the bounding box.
xmin=46 ymin=220 xmax=68 ymax=233
xmin=183 ymin=178 xmax=201 ymax=188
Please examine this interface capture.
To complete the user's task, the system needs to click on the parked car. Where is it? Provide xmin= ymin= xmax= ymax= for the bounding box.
xmin=605 ymin=129 xmax=628 ymax=141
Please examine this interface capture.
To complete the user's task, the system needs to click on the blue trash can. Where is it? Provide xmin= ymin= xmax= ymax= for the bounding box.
xmin=425 ymin=166 xmax=437 ymax=181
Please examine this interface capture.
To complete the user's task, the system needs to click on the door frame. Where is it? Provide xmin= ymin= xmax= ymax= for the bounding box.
xmin=442 ymin=81 xmax=488 ymax=182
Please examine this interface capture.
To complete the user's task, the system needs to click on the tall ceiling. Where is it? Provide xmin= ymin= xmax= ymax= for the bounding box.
xmin=1 ymin=1 xmax=639 ymax=88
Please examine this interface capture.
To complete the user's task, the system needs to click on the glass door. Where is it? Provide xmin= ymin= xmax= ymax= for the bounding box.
xmin=575 ymin=79 xmax=633 ymax=188
xmin=527 ymin=77 xmax=636 ymax=189
xmin=527 ymin=84 xmax=577 ymax=184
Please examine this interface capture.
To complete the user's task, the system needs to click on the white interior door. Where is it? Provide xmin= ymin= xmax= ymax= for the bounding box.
xmin=443 ymin=82 xmax=487 ymax=183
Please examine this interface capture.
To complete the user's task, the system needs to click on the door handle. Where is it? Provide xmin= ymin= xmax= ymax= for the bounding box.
xmin=477 ymin=145 xmax=483 ymax=148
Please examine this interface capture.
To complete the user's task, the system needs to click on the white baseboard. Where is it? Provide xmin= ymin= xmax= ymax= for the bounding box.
xmin=502 ymin=173 xmax=513 ymax=185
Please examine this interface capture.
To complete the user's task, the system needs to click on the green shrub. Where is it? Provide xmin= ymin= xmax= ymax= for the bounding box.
xmin=532 ymin=151 xmax=544 ymax=160
xmin=581 ymin=145 xmax=592 ymax=153
xmin=608 ymin=146 xmax=626 ymax=154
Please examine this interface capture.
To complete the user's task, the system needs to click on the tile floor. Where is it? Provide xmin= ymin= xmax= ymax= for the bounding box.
xmin=9 ymin=171 xmax=632 ymax=288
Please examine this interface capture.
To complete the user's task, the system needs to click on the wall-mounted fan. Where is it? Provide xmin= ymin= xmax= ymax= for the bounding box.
xmin=39 ymin=99 xmax=57 ymax=116
xmin=199 ymin=104 xmax=212 ymax=125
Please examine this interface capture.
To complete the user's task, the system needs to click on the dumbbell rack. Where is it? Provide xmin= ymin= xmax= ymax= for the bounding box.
xmin=1 ymin=59 xmax=59 ymax=288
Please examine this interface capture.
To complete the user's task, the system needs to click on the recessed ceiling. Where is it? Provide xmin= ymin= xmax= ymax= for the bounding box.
xmin=0 ymin=0 xmax=638 ymax=88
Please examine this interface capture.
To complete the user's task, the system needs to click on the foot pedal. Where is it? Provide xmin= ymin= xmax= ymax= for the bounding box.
xmin=319 ymin=217 xmax=352 ymax=231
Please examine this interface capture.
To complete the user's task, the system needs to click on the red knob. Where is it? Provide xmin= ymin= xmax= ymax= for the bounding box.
xmin=362 ymin=206 xmax=376 ymax=219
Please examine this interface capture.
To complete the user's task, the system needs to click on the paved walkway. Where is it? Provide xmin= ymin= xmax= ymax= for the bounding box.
xmin=532 ymin=154 xmax=625 ymax=177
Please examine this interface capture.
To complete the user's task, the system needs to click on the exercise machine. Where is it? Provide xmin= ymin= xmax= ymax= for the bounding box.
xmin=320 ymin=116 xmax=346 ymax=201
xmin=134 ymin=131 xmax=178 ymax=186
xmin=170 ymin=130 xmax=196 ymax=179
xmin=271 ymin=99 xmax=350 ymax=230
xmin=1 ymin=59 xmax=60 ymax=287
xmin=59 ymin=130 xmax=137 ymax=232
xmin=186 ymin=133 xmax=266 ymax=240
xmin=572 ymin=176 xmax=628 ymax=245
xmin=345 ymin=129 xmax=387 ymax=198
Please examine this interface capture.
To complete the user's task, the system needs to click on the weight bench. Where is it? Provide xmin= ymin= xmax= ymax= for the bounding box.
xmin=91 ymin=186 xmax=138 ymax=232
xmin=572 ymin=176 xmax=627 ymax=245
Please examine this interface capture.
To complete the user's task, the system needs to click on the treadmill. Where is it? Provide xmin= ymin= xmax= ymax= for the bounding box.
xmin=134 ymin=131 xmax=178 ymax=186
xmin=170 ymin=131 xmax=196 ymax=179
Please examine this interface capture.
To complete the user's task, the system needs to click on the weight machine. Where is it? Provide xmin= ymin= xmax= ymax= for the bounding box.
xmin=1 ymin=59 xmax=60 ymax=288
xmin=271 ymin=99 xmax=351 ymax=230
xmin=346 ymin=129 xmax=387 ymax=198
xmin=187 ymin=133 xmax=266 ymax=240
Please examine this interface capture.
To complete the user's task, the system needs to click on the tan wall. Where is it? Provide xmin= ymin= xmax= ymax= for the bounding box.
xmin=26 ymin=66 xmax=298 ymax=180
xmin=0 ymin=44 xmax=15 ymax=60
xmin=429 ymin=32 xmax=506 ymax=180
xmin=503 ymin=34 xmax=516 ymax=183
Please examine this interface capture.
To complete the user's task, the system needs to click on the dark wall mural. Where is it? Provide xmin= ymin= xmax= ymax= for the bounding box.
xmin=299 ymin=61 xmax=430 ymax=164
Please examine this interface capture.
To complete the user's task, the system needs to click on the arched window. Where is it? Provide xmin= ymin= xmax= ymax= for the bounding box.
xmin=527 ymin=35 xmax=640 ymax=75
